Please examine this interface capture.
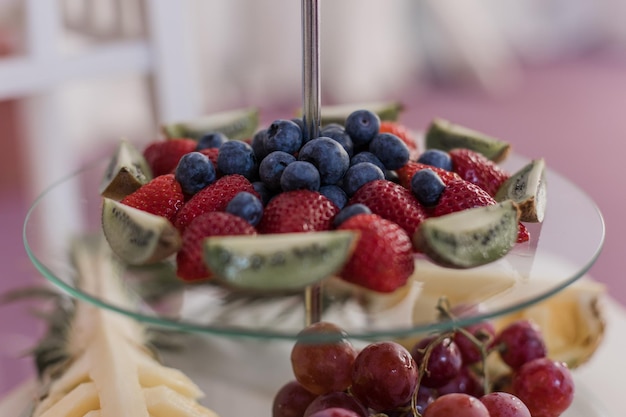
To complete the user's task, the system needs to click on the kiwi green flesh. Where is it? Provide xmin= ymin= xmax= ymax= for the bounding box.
xmin=203 ymin=231 xmax=359 ymax=292
xmin=414 ymin=200 xmax=520 ymax=269
xmin=425 ymin=118 xmax=511 ymax=163
xmin=161 ymin=107 xmax=259 ymax=141
xmin=495 ymin=158 xmax=546 ymax=223
xmin=296 ymin=101 xmax=403 ymax=126
xmin=101 ymin=198 xmax=181 ymax=265
xmin=100 ymin=141 xmax=152 ymax=201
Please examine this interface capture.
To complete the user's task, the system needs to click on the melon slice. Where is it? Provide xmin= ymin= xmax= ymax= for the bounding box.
xmin=203 ymin=231 xmax=359 ymax=291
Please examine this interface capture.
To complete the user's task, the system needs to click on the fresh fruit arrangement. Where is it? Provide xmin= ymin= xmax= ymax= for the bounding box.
xmin=100 ymin=105 xmax=547 ymax=294
xmin=274 ymin=315 xmax=575 ymax=417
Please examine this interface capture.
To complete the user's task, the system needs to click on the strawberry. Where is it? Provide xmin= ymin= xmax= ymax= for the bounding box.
xmin=379 ymin=121 xmax=419 ymax=159
xmin=349 ymin=179 xmax=427 ymax=236
xmin=517 ymin=223 xmax=530 ymax=243
xmin=432 ymin=178 xmax=496 ymax=217
xmin=198 ymin=147 xmax=220 ymax=173
xmin=337 ymin=213 xmax=414 ymax=293
xmin=120 ymin=174 xmax=184 ymax=223
xmin=449 ymin=148 xmax=509 ymax=196
xmin=174 ymin=174 xmax=257 ymax=232
xmin=397 ymin=161 xmax=461 ymax=189
xmin=257 ymin=190 xmax=339 ymax=234
xmin=176 ymin=212 xmax=256 ymax=281
xmin=143 ymin=138 xmax=197 ymax=176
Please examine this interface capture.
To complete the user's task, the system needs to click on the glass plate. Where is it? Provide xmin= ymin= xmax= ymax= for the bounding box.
xmin=22 ymin=153 xmax=604 ymax=340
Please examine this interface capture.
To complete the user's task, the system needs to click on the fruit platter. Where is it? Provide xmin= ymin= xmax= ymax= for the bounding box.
xmin=16 ymin=2 xmax=608 ymax=417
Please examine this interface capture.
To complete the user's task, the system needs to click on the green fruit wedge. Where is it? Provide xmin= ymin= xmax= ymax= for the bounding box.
xmin=203 ymin=231 xmax=359 ymax=292
xmin=413 ymin=200 xmax=520 ymax=269
xmin=295 ymin=101 xmax=403 ymax=126
xmin=161 ymin=108 xmax=259 ymax=141
xmin=495 ymin=158 xmax=547 ymax=222
xmin=100 ymin=140 xmax=153 ymax=201
xmin=425 ymin=118 xmax=511 ymax=163
xmin=102 ymin=198 xmax=181 ymax=265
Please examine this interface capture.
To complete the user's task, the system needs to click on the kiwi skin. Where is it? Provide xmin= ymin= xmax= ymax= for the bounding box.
xmin=495 ymin=158 xmax=547 ymax=223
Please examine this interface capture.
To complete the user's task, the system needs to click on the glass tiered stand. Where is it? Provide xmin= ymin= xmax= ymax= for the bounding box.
xmin=23 ymin=2 xmax=605 ymax=416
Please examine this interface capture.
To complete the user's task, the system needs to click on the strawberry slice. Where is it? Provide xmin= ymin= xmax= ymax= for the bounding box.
xmin=397 ymin=161 xmax=461 ymax=190
xmin=177 ymin=212 xmax=256 ymax=281
xmin=174 ymin=174 xmax=257 ymax=232
xmin=120 ymin=174 xmax=184 ymax=223
xmin=337 ymin=213 xmax=414 ymax=293
xmin=379 ymin=121 xmax=419 ymax=159
xmin=449 ymin=148 xmax=509 ymax=197
xmin=257 ymin=190 xmax=339 ymax=234
xmin=349 ymin=179 xmax=427 ymax=236
xmin=143 ymin=138 xmax=197 ymax=177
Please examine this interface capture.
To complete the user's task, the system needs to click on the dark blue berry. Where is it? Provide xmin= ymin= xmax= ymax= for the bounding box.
xmin=196 ymin=132 xmax=228 ymax=150
xmin=259 ymin=151 xmax=296 ymax=190
xmin=369 ymin=132 xmax=410 ymax=170
xmin=320 ymin=185 xmax=348 ymax=209
xmin=417 ymin=149 xmax=453 ymax=171
xmin=174 ymin=151 xmax=216 ymax=195
xmin=291 ymin=117 xmax=305 ymax=132
xmin=410 ymin=168 xmax=445 ymax=206
xmin=265 ymin=119 xmax=303 ymax=154
xmin=321 ymin=126 xmax=354 ymax=157
xmin=216 ymin=140 xmax=257 ymax=179
xmin=225 ymin=191 xmax=264 ymax=226
xmin=350 ymin=151 xmax=385 ymax=171
xmin=298 ymin=137 xmax=350 ymax=185
xmin=333 ymin=203 xmax=372 ymax=228
xmin=280 ymin=160 xmax=320 ymax=191
xmin=344 ymin=109 xmax=380 ymax=147
xmin=342 ymin=162 xmax=385 ymax=196
xmin=251 ymin=129 xmax=269 ymax=161
xmin=252 ymin=181 xmax=274 ymax=206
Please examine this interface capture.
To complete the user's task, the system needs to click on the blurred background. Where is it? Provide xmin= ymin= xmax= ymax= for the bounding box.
xmin=1 ymin=0 xmax=625 ymax=397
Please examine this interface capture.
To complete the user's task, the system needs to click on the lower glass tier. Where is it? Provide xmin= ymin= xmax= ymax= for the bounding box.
xmin=23 ymin=152 xmax=604 ymax=340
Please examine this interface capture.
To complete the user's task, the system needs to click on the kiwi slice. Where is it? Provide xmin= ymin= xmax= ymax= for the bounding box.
xmin=413 ymin=200 xmax=520 ymax=269
xmin=161 ymin=107 xmax=259 ymax=141
xmin=203 ymin=231 xmax=359 ymax=292
xmin=100 ymin=140 xmax=153 ymax=201
xmin=101 ymin=198 xmax=181 ymax=265
xmin=425 ymin=118 xmax=511 ymax=163
xmin=495 ymin=158 xmax=546 ymax=223
xmin=295 ymin=101 xmax=403 ymax=126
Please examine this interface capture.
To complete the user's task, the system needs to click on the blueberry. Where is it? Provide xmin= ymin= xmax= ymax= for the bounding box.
xmin=174 ymin=151 xmax=216 ymax=195
xmin=252 ymin=181 xmax=274 ymax=206
xmin=259 ymin=151 xmax=296 ymax=190
xmin=225 ymin=191 xmax=264 ymax=226
xmin=320 ymin=184 xmax=348 ymax=209
xmin=196 ymin=132 xmax=228 ymax=150
xmin=298 ymin=137 xmax=350 ymax=185
xmin=369 ymin=132 xmax=410 ymax=170
xmin=216 ymin=140 xmax=257 ymax=179
xmin=291 ymin=117 xmax=305 ymax=132
xmin=417 ymin=149 xmax=453 ymax=171
xmin=342 ymin=162 xmax=385 ymax=196
xmin=411 ymin=168 xmax=446 ymax=206
xmin=251 ymin=129 xmax=269 ymax=161
xmin=280 ymin=160 xmax=321 ymax=191
xmin=350 ymin=151 xmax=385 ymax=171
xmin=344 ymin=109 xmax=380 ymax=147
xmin=320 ymin=126 xmax=354 ymax=157
xmin=265 ymin=119 xmax=303 ymax=154
xmin=333 ymin=203 xmax=372 ymax=228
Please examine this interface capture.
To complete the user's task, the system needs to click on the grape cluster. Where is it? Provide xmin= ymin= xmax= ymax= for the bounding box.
xmin=273 ymin=318 xmax=574 ymax=417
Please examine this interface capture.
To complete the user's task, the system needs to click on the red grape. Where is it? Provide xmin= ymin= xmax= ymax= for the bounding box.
xmin=290 ymin=322 xmax=358 ymax=395
xmin=273 ymin=380 xmax=318 ymax=417
xmin=453 ymin=321 xmax=495 ymax=365
xmin=351 ymin=341 xmax=419 ymax=412
xmin=303 ymin=392 xmax=368 ymax=417
xmin=512 ymin=358 xmax=575 ymax=417
xmin=437 ymin=366 xmax=484 ymax=398
xmin=308 ymin=407 xmax=362 ymax=417
xmin=495 ymin=319 xmax=547 ymax=369
xmin=423 ymin=393 xmax=490 ymax=417
xmin=410 ymin=336 xmax=462 ymax=388
xmin=480 ymin=392 xmax=531 ymax=417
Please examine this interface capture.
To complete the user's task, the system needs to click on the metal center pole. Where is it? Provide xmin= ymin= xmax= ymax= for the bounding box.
xmin=302 ymin=0 xmax=322 ymax=326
